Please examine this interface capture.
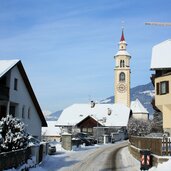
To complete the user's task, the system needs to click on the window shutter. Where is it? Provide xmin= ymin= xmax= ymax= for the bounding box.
xmin=166 ymin=81 xmax=169 ymax=93
xmin=156 ymin=83 xmax=160 ymax=95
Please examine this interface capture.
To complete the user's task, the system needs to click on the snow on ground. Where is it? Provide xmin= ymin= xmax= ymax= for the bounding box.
xmin=139 ymin=90 xmax=155 ymax=97
xmin=29 ymin=142 xmax=171 ymax=171
xmin=121 ymin=147 xmax=140 ymax=170
xmin=30 ymin=142 xmax=102 ymax=171
xmin=150 ymin=159 xmax=171 ymax=171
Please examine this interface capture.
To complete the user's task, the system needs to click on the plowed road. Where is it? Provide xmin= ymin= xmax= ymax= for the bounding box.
xmin=34 ymin=141 xmax=140 ymax=171
xmin=68 ymin=141 xmax=139 ymax=171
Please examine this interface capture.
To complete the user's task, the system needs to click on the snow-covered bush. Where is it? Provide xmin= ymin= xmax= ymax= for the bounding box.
xmin=127 ymin=118 xmax=151 ymax=136
xmin=0 ymin=115 xmax=29 ymax=152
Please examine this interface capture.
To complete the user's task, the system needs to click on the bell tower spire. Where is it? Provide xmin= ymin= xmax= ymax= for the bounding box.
xmin=120 ymin=29 xmax=125 ymax=41
xmin=114 ymin=29 xmax=131 ymax=107
xmin=119 ymin=28 xmax=127 ymax=51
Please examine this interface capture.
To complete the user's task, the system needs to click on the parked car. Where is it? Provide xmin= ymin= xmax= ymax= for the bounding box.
xmin=48 ymin=142 xmax=56 ymax=155
xmin=73 ymin=133 xmax=97 ymax=146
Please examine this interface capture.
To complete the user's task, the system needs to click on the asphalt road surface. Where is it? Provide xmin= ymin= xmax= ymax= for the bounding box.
xmin=69 ymin=141 xmax=139 ymax=171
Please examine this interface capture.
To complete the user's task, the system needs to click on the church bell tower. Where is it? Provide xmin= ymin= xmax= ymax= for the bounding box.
xmin=114 ymin=29 xmax=131 ymax=107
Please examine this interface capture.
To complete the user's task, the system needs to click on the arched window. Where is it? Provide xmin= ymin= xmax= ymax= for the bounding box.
xmin=120 ymin=60 xmax=123 ymax=67
xmin=120 ymin=60 xmax=125 ymax=68
xmin=119 ymin=72 xmax=125 ymax=82
xmin=123 ymin=60 xmax=125 ymax=67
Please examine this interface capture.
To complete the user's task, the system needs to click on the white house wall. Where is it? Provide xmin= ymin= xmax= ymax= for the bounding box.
xmin=9 ymin=66 xmax=42 ymax=139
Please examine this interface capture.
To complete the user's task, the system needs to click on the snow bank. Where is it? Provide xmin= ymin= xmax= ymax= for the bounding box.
xmin=150 ymin=159 xmax=171 ymax=171
xmin=4 ymin=156 xmax=36 ymax=171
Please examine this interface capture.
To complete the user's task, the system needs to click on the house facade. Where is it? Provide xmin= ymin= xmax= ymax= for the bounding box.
xmin=56 ymin=103 xmax=131 ymax=135
xmin=151 ymin=40 xmax=171 ymax=135
xmin=0 ymin=59 xmax=47 ymax=139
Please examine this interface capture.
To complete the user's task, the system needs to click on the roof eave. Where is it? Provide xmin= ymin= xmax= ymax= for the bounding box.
xmin=17 ymin=61 xmax=47 ymax=127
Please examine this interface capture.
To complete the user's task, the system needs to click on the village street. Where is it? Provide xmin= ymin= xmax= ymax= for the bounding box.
xmin=31 ymin=141 xmax=140 ymax=171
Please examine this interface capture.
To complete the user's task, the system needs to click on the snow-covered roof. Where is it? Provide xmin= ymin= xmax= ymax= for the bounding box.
xmin=42 ymin=121 xmax=61 ymax=136
xmin=131 ymin=99 xmax=148 ymax=114
xmin=115 ymin=50 xmax=131 ymax=57
xmin=0 ymin=59 xmax=20 ymax=78
xmin=56 ymin=103 xmax=130 ymax=127
xmin=151 ymin=39 xmax=171 ymax=69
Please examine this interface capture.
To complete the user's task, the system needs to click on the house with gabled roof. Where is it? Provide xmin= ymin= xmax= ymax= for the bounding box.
xmin=0 ymin=59 xmax=47 ymax=139
xmin=56 ymin=103 xmax=131 ymax=135
xmin=151 ymin=39 xmax=171 ymax=135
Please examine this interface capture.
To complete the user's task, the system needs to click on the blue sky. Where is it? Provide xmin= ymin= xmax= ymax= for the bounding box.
xmin=0 ymin=0 xmax=171 ymax=114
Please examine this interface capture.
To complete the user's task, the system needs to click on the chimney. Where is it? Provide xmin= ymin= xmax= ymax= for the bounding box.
xmin=91 ymin=101 xmax=95 ymax=108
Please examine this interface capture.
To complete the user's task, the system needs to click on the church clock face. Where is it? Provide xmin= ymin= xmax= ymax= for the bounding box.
xmin=117 ymin=83 xmax=126 ymax=93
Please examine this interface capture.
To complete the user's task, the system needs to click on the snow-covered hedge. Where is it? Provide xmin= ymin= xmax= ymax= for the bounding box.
xmin=0 ymin=115 xmax=29 ymax=153
xmin=128 ymin=118 xmax=151 ymax=136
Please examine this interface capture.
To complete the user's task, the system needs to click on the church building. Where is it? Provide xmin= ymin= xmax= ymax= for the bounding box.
xmin=114 ymin=29 xmax=131 ymax=107
xmin=114 ymin=29 xmax=148 ymax=120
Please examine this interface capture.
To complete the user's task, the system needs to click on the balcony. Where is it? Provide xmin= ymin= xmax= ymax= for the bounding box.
xmin=0 ymin=86 xmax=9 ymax=100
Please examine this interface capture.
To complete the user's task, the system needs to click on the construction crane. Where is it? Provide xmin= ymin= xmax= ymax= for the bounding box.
xmin=145 ymin=22 xmax=171 ymax=26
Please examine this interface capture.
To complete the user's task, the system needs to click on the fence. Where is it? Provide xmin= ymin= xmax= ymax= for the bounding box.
xmin=162 ymin=137 xmax=171 ymax=156
xmin=0 ymin=143 xmax=48 ymax=170
xmin=0 ymin=147 xmax=31 ymax=170
xmin=129 ymin=136 xmax=171 ymax=156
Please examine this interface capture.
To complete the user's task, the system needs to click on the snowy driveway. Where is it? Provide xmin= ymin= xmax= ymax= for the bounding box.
xmin=31 ymin=141 xmax=140 ymax=171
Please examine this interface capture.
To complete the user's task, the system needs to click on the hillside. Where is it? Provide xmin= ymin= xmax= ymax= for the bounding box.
xmin=46 ymin=82 xmax=154 ymax=121
xmin=100 ymin=82 xmax=154 ymax=116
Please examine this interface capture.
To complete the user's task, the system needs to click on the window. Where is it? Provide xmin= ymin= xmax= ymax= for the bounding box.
xmin=28 ymin=107 xmax=31 ymax=119
xmin=22 ymin=106 xmax=25 ymax=118
xmin=156 ymin=81 xmax=169 ymax=95
xmin=160 ymin=81 xmax=169 ymax=95
xmin=14 ymin=78 xmax=18 ymax=90
xmin=120 ymin=60 xmax=125 ymax=68
xmin=88 ymin=128 xmax=93 ymax=133
xmin=82 ymin=128 xmax=87 ymax=132
xmin=119 ymin=72 xmax=125 ymax=82
xmin=120 ymin=60 xmax=123 ymax=67
xmin=123 ymin=60 xmax=125 ymax=67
